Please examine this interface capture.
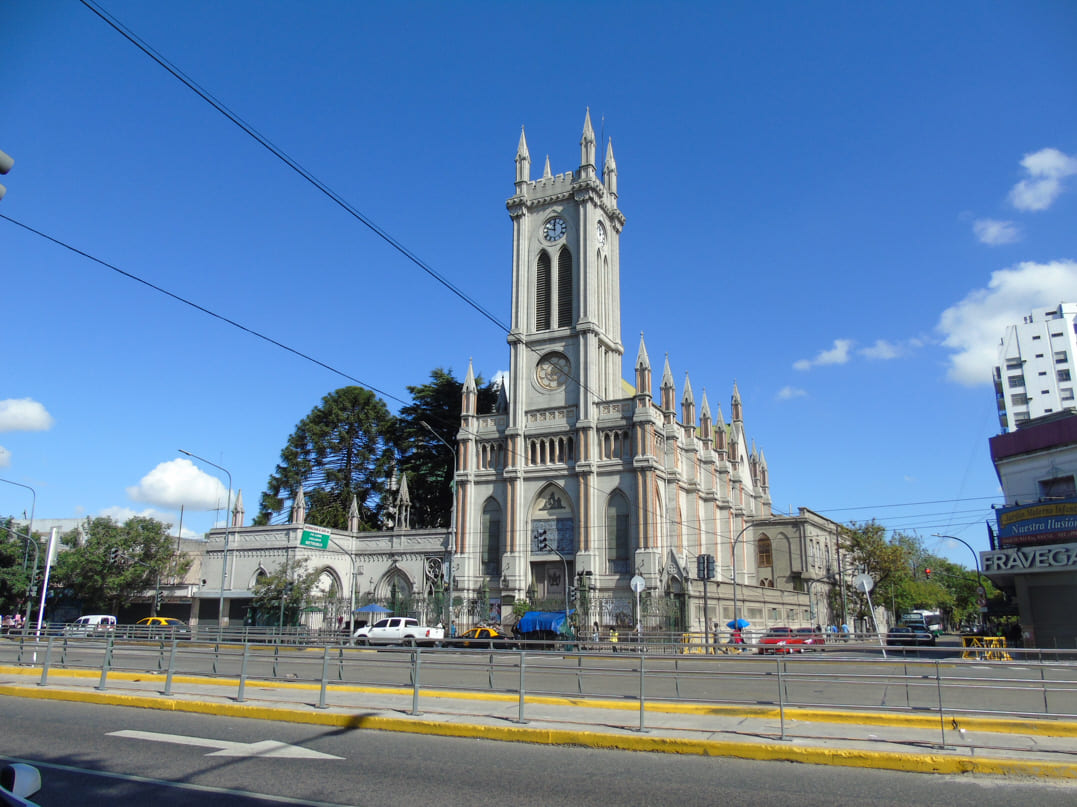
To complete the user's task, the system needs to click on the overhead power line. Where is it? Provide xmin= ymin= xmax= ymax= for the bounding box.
xmin=79 ymin=0 xmax=509 ymax=335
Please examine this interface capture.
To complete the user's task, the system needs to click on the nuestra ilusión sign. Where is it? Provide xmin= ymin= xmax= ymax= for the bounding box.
xmin=995 ymin=498 xmax=1077 ymax=547
xmin=982 ymin=542 xmax=1077 ymax=574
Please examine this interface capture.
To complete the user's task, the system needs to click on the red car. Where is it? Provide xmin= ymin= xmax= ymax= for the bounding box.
xmin=794 ymin=627 xmax=827 ymax=650
xmin=758 ymin=627 xmax=808 ymax=654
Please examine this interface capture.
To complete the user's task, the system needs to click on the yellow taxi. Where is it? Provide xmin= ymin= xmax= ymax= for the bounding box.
xmin=449 ymin=626 xmax=518 ymax=650
xmin=135 ymin=617 xmax=189 ymax=638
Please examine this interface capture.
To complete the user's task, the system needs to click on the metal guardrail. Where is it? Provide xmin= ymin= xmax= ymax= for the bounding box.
xmin=3 ymin=629 xmax=1076 ymax=749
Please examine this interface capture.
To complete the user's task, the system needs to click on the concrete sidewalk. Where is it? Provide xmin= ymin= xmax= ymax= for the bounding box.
xmin=1 ymin=663 xmax=1075 ymax=779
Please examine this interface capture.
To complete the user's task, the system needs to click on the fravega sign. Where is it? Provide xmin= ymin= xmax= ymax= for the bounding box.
xmin=982 ymin=542 xmax=1077 ymax=573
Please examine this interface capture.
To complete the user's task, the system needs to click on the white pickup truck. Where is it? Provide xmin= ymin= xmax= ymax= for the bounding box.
xmin=353 ymin=617 xmax=444 ymax=647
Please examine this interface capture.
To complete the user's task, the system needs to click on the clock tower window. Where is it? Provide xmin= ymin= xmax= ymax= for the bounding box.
xmin=557 ymin=247 xmax=573 ymax=328
xmin=536 ymin=251 xmax=551 ymax=331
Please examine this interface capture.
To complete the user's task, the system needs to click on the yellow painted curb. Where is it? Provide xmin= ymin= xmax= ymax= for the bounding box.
xmin=5 ymin=662 xmax=1075 ymax=739
xmin=1 ymin=681 xmax=1074 ymax=779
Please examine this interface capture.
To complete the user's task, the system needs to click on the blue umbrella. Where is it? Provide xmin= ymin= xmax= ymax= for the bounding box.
xmin=726 ymin=618 xmax=750 ymax=629
xmin=355 ymin=603 xmax=390 ymax=614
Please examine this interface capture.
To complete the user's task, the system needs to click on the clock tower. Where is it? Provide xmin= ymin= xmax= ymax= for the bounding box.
xmin=455 ymin=110 xmax=627 ymax=611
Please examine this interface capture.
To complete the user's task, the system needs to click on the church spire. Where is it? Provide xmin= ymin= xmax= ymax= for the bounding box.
xmin=731 ymin=381 xmax=743 ymax=422
xmin=290 ymin=485 xmax=306 ymax=524
xmin=580 ymin=108 xmax=596 ymax=178
xmin=604 ymin=138 xmax=618 ymax=200
xmin=396 ymin=472 xmax=411 ymax=530
xmin=231 ymin=489 xmax=244 ymax=528
xmin=661 ymin=354 xmax=676 ymax=412
xmin=635 ymin=332 xmax=652 ymax=396
xmin=515 ymin=126 xmax=530 ymax=189
xmin=543 ymin=155 xmax=552 ymax=178
xmin=699 ymin=389 xmax=713 ymax=441
xmin=462 ymin=358 xmax=477 ymax=416
xmin=682 ymin=373 xmax=696 ymax=428
xmin=348 ymin=495 xmax=360 ymax=532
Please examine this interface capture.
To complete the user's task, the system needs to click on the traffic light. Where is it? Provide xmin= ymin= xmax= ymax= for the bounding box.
xmin=924 ymin=568 xmax=932 ymax=579
xmin=706 ymin=554 xmax=716 ymax=580
xmin=568 ymin=585 xmax=577 ymax=601
xmin=155 ymin=591 xmax=164 ymax=610
xmin=0 ymin=148 xmax=13 ymax=201
xmin=696 ymin=555 xmax=707 ymax=580
xmin=108 ymin=547 xmax=120 ymax=564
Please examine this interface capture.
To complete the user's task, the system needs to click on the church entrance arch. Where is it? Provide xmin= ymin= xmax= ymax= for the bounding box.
xmin=529 ymin=484 xmax=575 ymax=606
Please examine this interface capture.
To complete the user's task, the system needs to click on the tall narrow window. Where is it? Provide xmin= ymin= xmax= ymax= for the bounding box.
xmin=557 ymin=247 xmax=573 ymax=328
xmin=536 ymin=252 xmax=551 ymax=331
xmin=481 ymin=498 xmax=502 ymax=576
xmin=757 ymin=536 xmax=773 ymax=567
xmin=606 ymin=491 xmax=630 ymax=572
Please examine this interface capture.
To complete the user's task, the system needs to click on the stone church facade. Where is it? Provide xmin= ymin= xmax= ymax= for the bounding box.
xmin=450 ymin=112 xmax=842 ymax=635
xmin=178 ymin=113 xmax=843 ymax=637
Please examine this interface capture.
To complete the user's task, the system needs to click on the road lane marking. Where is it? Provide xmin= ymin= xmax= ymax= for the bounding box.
xmin=107 ymin=730 xmax=343 ymax=759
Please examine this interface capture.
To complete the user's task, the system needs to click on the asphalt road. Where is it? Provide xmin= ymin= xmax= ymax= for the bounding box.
xmin=2 ymin=697 xmax=1075 ymax=807
xmin=7 ymin=637 xmax=1075 ymax=718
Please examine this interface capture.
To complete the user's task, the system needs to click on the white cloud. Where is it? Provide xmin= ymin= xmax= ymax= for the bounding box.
xmin=99 ymin=505 xmax=176 ymax=526
xmin=0 ymin=398 xmax=54 ymax=432
xmin=973 ymin=219 xmax=1020 ymax=246
xmin=0 ymin=446 xmax=9 ymax=468
xmin=938 ymin=259 xmax=1077 ymax=386
xmin=127 ymin=458 xmax=230 ymax=510
xmin=859 ymin=339 xmax=903 ymax=360
xmin=1008 ymin=148 xmax=1077 ymax=212
xmin=793 ymin=339 xmax=854 ymax=371
xmin=777 ymin=386 xmax=807 ymax=400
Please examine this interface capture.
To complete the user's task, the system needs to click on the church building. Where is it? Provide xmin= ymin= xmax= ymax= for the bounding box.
xmin=451 ymin=112 xmax=840 ymax=634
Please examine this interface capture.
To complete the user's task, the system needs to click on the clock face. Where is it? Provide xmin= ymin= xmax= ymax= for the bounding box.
xmin=596 ymin=221 xmax=607 ymax=248
xmin=543 ymin=216 xmax=567 ymax=242
xmin=536 ymin=353 xmax=571 ymax=390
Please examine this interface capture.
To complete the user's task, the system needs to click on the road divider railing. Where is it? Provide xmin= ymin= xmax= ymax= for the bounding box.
xmin=3 ymin=630 xmax=1077 ymax=750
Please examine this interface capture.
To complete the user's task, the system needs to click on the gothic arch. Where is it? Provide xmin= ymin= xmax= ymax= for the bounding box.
xmin=248 ymin=566 xmax=270 ymax=590
xmin=536 ymin=250 xmax=552 ymax=331
xmin=529 ymin=483 xmax=575 ymax=555
xmin=757 ymin=535 xmax=773 ymax=568
xmin=557 ymin=246 xmax=573 ymax=327
xmin=481 ymin=497 xmax=503 ymax=576
xmin=606 ymin=489 xmax=631 ymax=573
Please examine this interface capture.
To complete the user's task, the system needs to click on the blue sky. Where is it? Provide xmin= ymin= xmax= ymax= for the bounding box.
xmin=2 ymin=1 xmax=1075 ymax=568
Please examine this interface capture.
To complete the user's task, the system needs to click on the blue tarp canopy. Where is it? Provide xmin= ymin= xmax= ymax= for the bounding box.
xmin=355 ymin=603 xmax=391 ymax=614
xmin=516 ymin=610 xmax=574 ymax=633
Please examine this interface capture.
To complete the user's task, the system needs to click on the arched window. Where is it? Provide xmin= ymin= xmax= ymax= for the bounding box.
xmin=606 ymin=491 xmax=631 ymax=573
xmin=557 ymin=247 xmax=573 ymax=328
xmin=757 ymin=536 xmax=773 ymax=567
xmin=536 ymin=251 xmax=551 ymax=331
xmin=481 ymin=498 xmax=502 ymax=576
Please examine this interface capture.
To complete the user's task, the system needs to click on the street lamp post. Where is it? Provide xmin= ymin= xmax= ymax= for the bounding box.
xmin=1 ymin=478 xmax=37 ymax=627
xmin=420 ymin=421 xmax=457 ymax=633
xmin=0 ymin=521 xmax=38 ymax=631
xmin=325 ymin=535 xmax=357 ymax=643
xmin=933 ymin=533 xmax=987 ymax=626
xmin=179 ymin=450 xmax=232 ymax=637
xmin=730 ymin=521 xmax=754 ymax=631
xmin=0 ymin=477 xmax=35 ymax=575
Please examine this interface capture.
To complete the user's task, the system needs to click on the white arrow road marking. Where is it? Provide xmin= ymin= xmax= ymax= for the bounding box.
xmin=107 ymin=730 xmax=344 ymax=759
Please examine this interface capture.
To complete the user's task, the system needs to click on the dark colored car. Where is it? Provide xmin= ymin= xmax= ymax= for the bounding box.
xmin=450 ymin=626 xmax=519 ymax=649
xmin=886 ymin=626 xmax=935 ymax=647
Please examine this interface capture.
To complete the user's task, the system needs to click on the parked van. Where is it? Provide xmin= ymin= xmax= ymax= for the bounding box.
xmin=65 ymin=614 xmax=117 ymax=635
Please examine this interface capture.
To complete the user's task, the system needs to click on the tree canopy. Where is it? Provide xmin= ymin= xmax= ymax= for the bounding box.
xmin=0 ymin=516 xmax=35 ymax=615
xmin=255 ymin=386 xmax=396 ymax=530
xmin=393 ymin=368 xmax=497 ymax=528
xmin=248 ymin=559 xmax=320 ymax=627
xmin=52 ymin=516 xmax=182 ymax=613
xmin=838 ymin=521 xmax=997 ymax=629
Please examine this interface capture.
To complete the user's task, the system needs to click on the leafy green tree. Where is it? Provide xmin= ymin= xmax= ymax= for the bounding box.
xmin=52 ymin=516 xmax=180 ymax=613
xmin=0 ymin=516 xmax=34 ymax=615
xmin=840 ymin=521 xmax=912 ymax=621
xmin=256 ymin=386 xmax=396 ymax=530
xmin=249 ymin=559 xmax=320 ymax=627
xmin=393 ymin=368 xmax=497 ymax=527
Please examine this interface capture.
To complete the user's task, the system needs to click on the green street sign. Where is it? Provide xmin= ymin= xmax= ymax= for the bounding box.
xmin=300 ymin=529 xmax=330 ymax=549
